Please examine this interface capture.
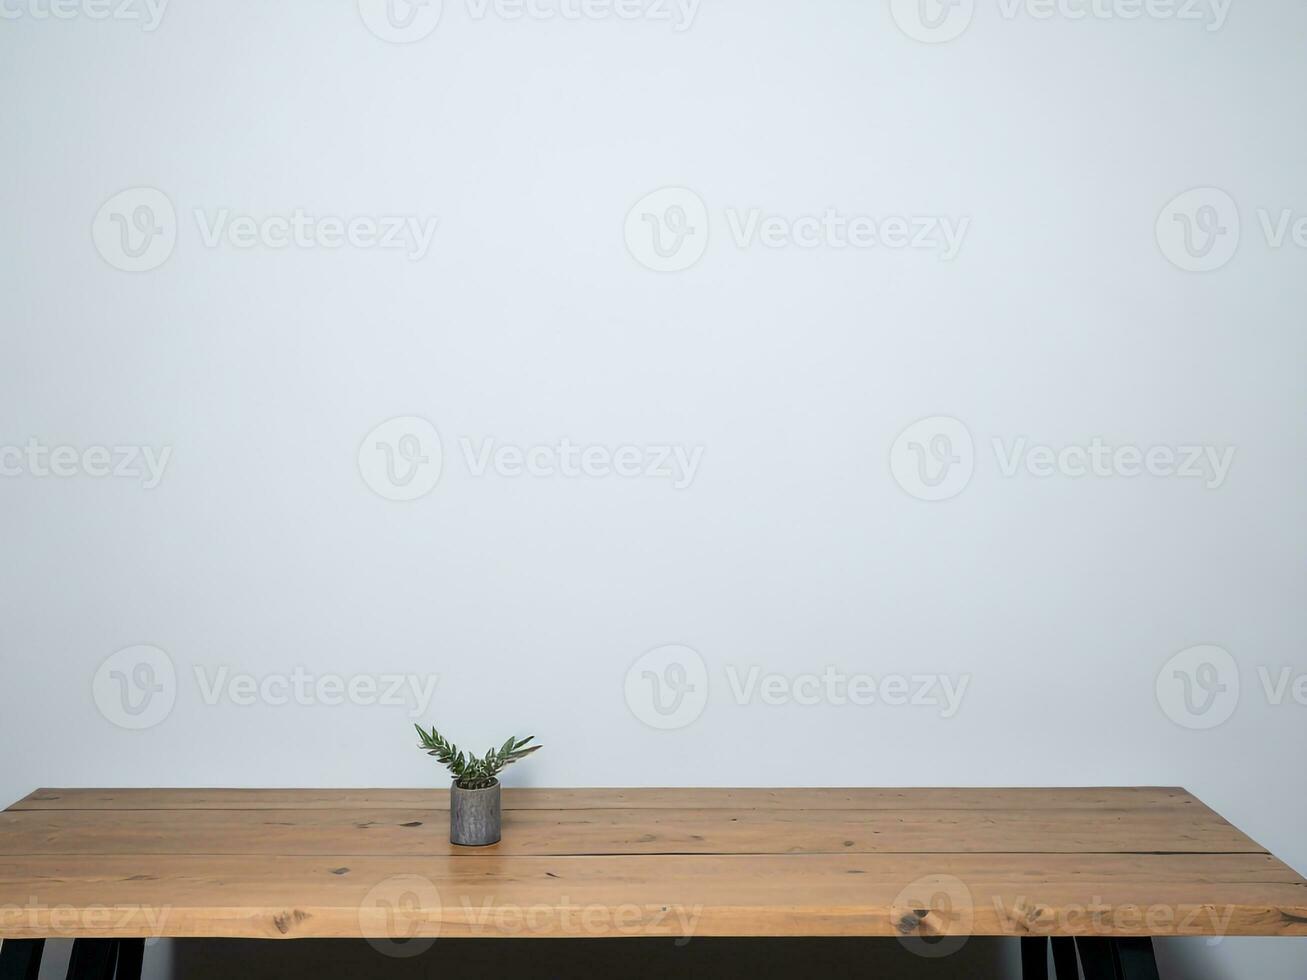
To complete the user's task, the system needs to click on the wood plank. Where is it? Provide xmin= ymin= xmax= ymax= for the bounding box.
xmin=3 ymin=787 xmax=1300 ymax=940
xmin=0 ymin=806 xmax=1263 ymax=857
xmin=0 ymin=853 xmax=1303 ymax=940
xmin=10 ymin=787 xmax=1203 ymax=812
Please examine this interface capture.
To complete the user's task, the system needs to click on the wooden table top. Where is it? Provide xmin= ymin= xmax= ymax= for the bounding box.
xmin=1 ymin=787 xmax=1304 ymax=941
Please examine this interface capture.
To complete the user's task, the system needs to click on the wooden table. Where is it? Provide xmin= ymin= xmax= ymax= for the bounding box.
xmin=1 ymin=787 xmax=1304 ymax=979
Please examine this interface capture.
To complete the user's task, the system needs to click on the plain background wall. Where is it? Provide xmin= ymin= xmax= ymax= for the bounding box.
xmin=2 ymin=1 xmax=1305 ymax=977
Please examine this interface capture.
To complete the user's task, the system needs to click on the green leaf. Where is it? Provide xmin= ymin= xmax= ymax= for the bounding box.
xmin=412 ymin=723 xmax=541 ymax=786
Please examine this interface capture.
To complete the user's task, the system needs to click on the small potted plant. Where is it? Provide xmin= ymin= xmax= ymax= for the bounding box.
xmin=414 ymin=724 xmax=541 ymax=846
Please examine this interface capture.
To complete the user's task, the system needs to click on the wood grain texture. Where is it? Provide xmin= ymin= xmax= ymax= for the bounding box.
xmin=0 ymin=806 xmax=1262 ymax=857
xmin=0 ymin=788 xmax=1302 ymax=941
xmin=8 ymin=787 xmax=1203 ymax=811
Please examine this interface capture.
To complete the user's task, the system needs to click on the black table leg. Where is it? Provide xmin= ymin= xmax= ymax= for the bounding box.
xmin=1051 ymin=937 xmax=1080 ymax=978
xmin=114 ymin=940 xmax=145 ymax=980
xmin=1022 ymin=937 xmax=1050 ymax=979
xmin=1114 ymin=937 xmax=1161 ymax=980
xmin=0 ymin=940 xmax=45 ymax=980
xmin=66 ymin=940 xmax=119 ymax=980
xmin=1075 ymin=937 xmax=1122 ymax=979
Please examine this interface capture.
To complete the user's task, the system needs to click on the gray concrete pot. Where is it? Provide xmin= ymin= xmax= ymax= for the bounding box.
xmin=450 ymin=780 xmax=501 ymax=846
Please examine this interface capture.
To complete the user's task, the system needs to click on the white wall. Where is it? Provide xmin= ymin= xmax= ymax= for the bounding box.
xmin=2 ymin=1 xmax=1305 ymax=977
